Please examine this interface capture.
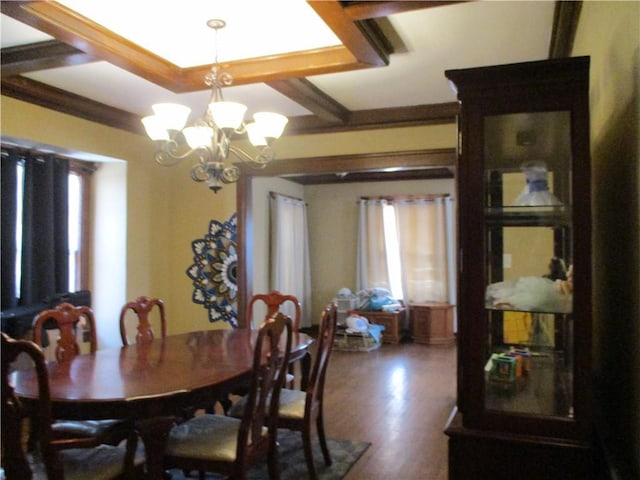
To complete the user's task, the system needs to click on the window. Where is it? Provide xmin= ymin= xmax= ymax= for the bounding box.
xmin=2 ymin=147 xmax=93 ymax=307
xmin=382 ymin=202 xmax=404 ymax=299
xmin=67 ymin=161 xmax=93 ymax=292
xmin=357 ymin=195 xmax=455 ymax=305
xmin=68 ymin=169 xmax=83 ymax=291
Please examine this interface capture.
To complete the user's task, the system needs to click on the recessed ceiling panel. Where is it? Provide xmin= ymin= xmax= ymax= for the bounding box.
xmin=57 ymin=0 xmax=341 ymax=68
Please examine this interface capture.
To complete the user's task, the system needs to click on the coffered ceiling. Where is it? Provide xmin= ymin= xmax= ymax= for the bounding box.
xmin=1 ymin=1 xmax=581 ymax=140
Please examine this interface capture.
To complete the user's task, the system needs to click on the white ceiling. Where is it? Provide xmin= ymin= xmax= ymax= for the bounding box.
xmin=1 ymin=1 xmax=556 ymax=124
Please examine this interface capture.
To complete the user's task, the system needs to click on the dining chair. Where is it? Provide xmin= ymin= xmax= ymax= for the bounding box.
xmin=248 ymin=291 xmax=308 ymax=387
xmin=230 ymin=302 xmax=337 ymax=480
xmin=32 ymin=302 xmax=131 ymax=448
xmin=119 ymin=295 xmax=167 ymax=346
xmin=1 ymin=332 xmax=144 ymax=480
xmin=246 ymin=291 xmax=301 ymax=331
xmin=164 ymin=312 xmax=293 ymax=480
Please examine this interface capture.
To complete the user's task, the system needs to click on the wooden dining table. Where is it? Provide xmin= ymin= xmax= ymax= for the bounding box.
xmin=11 ymin=328 xmax=313 ymax=479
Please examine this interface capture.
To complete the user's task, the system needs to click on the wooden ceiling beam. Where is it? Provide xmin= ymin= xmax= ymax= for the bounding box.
xmin=307 ymin=0 xmax=390 ymax=66
xmin=342 ymin=1 xmax=468 ymax=21
xmin=1 ymin=40 xmax=97 ymax=77
xmin=266 ymin=78 xmax=350 ymax=125
xmin=238 ymin=148 xmax=456 ymax=177
xmin=286 ymin=102 xmax=459 ymax=134
xmin=1 ymin=2 xmax=181 ymax=90
xmin=1 ymin=75 xmax=455 ymax=136
xmin=1 ymin=76 xmax=144 ymax=135
xmin=0 ymin=0 xmax=183 ymax=90
xmin=179 ymin=46 xmax=363 ymax=91
xmin=1 ymin=0 xmax=392 ymax=93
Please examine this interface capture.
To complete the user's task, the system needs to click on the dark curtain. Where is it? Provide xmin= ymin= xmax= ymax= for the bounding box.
xmin=1 ymin=148 xmax=69 ymax=309
xmin=1 ymin=149 xmax=18 ymax=309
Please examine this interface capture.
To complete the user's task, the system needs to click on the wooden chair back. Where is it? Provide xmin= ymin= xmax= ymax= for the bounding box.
xmin=1 ymin=333 xmax=56 ymax=478
xmin=247 ymin=290 xmax=301 ymax=331
xmin=119 ymin=296 xmax=167 ymax=346
xmin=307 ymin=303 xmax=338 ymax=410
xmin=32 ymin=302 xmax=97 ymax=363
xmin=238 ymin=312 xmax=292 ymax=464
xmin=1 ymin=333 xmax=141 ymax=479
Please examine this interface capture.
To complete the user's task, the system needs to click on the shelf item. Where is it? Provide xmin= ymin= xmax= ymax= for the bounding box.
xmin=444 ymin=57 xmax=594 ymax=478
xmin=410 ymin=303 xmax=455 ymax=345
xmin=351 ymin=309 xmax=405 ymax=344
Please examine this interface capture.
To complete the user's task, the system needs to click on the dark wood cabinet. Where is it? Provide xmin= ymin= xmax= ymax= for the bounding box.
xmin=410 ymin=303 xmax=454 ymax=345
xmin=444 ymin=57 xmax=595 ymax=479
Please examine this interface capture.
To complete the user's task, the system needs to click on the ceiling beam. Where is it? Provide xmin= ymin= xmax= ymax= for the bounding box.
xmin=179 ymin=46 xmax=365 ymax=91
xmin=1 ymin=0 xmax=394 ymax=93
xmin=0 ymin=40 xmax=97 ymax=77
xmin=307 ymin=0 xmax=390 ymax=66
xmin=1 ymin=0 xmax=184 ymax=90
xmin=238 ymin=148 xmax=456 ymax=177
xmin=342 ymin=1 xmax=469 ymax=20
xmin=1 ymin=74 xmax=456 ymax=136
xmin=287 ymin=102 xmax=459 ymax=134
xmin=266 ymin=78 xmax=350 ymax=125
xmin=1 ymin=76 xmax=145 ymax=135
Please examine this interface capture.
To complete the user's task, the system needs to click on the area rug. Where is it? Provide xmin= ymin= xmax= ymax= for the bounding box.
xmin=168 ymin=429 xmax=370 ymax=479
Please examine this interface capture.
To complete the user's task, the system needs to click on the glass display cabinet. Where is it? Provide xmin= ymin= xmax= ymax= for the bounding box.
xmin=444 ymin=57 xmax=595 ymax=479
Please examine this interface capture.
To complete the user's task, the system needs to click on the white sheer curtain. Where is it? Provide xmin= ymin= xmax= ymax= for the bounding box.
xmin=394 ymin=196 xmax=455 ymax=305
xmin=356 ymin=198 xmax=391 ymax=292
xmin=357 ymin=195 xmax=456 ymax=309
xmin=269 ymin=193 xmax=312 ymax=327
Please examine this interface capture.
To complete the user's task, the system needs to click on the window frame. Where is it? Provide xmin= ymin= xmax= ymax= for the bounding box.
xmin=68 ymin=159 xmax=94 ymax=291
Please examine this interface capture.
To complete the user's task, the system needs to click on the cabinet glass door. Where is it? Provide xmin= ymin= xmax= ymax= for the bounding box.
xmin=483 ymin=111 xmax=574 ymax=418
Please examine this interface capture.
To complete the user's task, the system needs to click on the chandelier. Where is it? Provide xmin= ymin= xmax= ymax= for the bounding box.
xmin=141 ymin=19 xmax=288 ymax=193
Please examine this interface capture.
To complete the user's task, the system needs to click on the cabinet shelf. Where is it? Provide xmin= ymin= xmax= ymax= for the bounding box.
xmin=486 ymin=351 xmax=573 ymax=418
xmin=485 ymin=209 xmax=571 ymax=226
xmin=444 ymin=57 xmax=593 ymax=478
xmin=485 ymin=306 xmax=572 ymax=315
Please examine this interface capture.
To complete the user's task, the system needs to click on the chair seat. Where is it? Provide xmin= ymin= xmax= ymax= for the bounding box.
xmin=277 ymin=388 xmax=307 ymax=420
xmin=228 ymin=388 xmax=306 ymax=421
xmin=28 ymin=443 xmax=145 ymax=480
xmin=52 ymin=419 xmax=127 ymax=440
xmin=166 ymin=414 xmax=267 ymax=463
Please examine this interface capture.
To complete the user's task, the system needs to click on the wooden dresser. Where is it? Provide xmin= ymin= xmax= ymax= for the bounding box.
xmin=410 ymin=303 xmax=455 ymax=345
xmin=352 ymin=309 xmax=405 ymax=344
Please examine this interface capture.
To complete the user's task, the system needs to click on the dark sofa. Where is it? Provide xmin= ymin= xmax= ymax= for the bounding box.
xmin=0 ymin=290 xmax=91 ymax=339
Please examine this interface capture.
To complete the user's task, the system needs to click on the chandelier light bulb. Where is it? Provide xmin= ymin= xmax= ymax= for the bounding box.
xmin=142 ymin=115 xmax=170 ymax=141
xmin=183 ymin=125 xmax=214 ymax=149
xmin=253 ymin=112 xmax=288 ymax=140
xmin=208 ymin=101 xmax=247 ymax=130
xmin=151 ymin=103 xmax=191 ymax=132
xmin=245 ymin=122 xmax=267 ymax=147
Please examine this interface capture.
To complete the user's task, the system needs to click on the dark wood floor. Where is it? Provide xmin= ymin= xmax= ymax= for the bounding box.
xmin=321 ymin=341 xmax=457 ymax=480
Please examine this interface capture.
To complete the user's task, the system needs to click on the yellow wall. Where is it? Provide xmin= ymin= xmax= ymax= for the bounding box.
xmin=248 ymin=123 xmax=457 ymax=324
xmin=0 ymin=94 xmax=455 ymax=337
xmin=572 ymin=1 xmax=640 ymax=476
xmin=303 ymin=178 xmax=455 ymax=319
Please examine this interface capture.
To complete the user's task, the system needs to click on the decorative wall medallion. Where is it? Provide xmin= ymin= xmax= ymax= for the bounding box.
xmin=186 ymin=213 xmax=238 ymax=327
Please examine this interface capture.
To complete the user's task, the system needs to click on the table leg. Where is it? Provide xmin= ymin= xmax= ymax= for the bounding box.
xmin=136 ymin=416 xmax=175 ymax=479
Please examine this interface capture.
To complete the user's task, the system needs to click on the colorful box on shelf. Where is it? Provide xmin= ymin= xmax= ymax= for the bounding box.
xmin=485 ymin=347 xmax=531 ymax=382
xmin=490 ymin=354 xmax=517 ymax=382
xmin=509 ymin=347 xmax=531 ymax=374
